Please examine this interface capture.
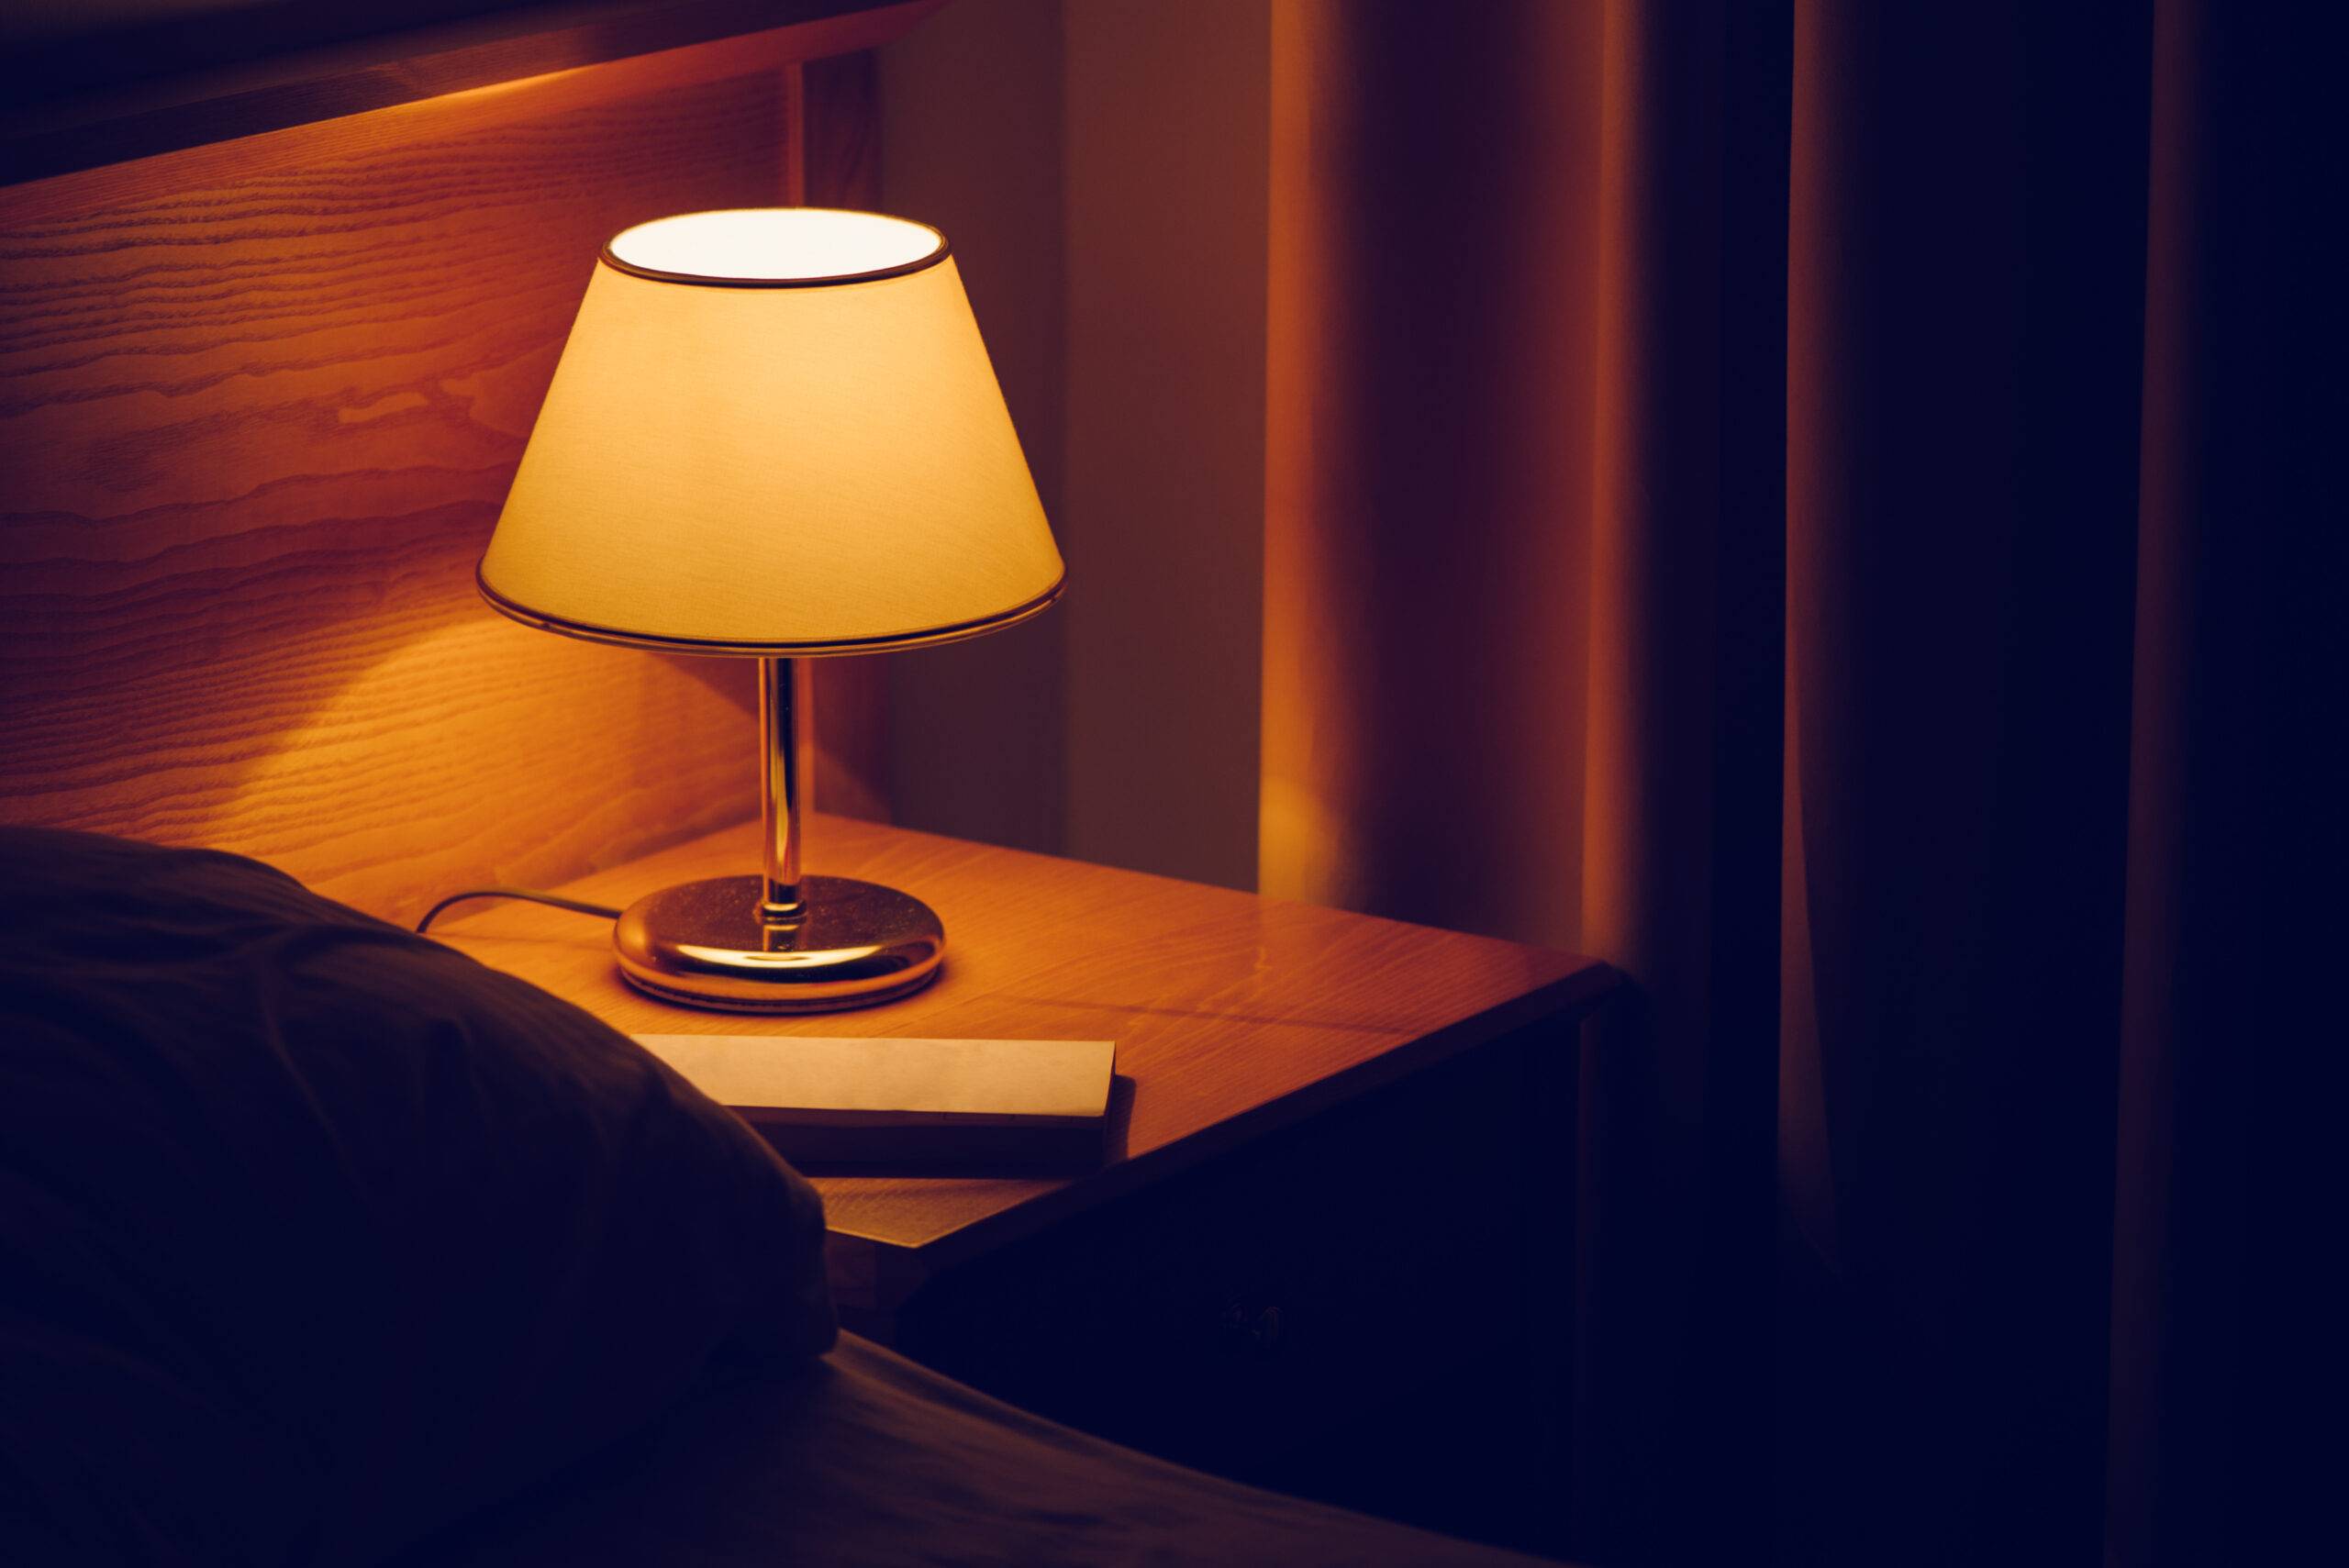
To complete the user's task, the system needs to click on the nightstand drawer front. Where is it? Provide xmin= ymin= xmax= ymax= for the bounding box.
xmin=886 ymin=1023 xmax=1575 ymax=1536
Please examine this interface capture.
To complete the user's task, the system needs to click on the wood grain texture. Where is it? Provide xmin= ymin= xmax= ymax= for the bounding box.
xmin=0 ymin=38 xmax=899 ymax=925
xmin=1 ymin=0 xmax=946 ymax=185
xmin=430 ymin=815 xmax=1617 ymax=1308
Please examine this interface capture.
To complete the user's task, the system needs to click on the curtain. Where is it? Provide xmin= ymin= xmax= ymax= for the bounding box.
xmin=1261 ymin=1 xmax=2310 ymax=1560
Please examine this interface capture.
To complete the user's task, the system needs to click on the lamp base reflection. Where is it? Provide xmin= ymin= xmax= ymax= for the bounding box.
xmin=613 ymin=873 xmax=944 ymax=1012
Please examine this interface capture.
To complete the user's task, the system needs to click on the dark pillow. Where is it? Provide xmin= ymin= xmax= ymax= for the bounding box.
xmin=0 ymin=828 xmax=835 ymax=1565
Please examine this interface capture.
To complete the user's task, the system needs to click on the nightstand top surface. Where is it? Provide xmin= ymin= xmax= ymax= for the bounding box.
xmin=436 ymin=817 xmax=1612 ymax=1280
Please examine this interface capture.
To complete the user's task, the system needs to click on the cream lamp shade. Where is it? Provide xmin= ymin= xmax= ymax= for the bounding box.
xmin=479 ymin=207 xmax=1063 ymax=653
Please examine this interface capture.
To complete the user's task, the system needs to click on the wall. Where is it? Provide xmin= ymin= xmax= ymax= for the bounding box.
xmin=877 ymin=0 xmax=1269 ymax=889
xmin=874 ymin=0 xmax=1069 ymax=857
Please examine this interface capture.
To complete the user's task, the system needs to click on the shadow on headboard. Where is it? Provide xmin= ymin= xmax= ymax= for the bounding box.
xmin=0 ymin=9 xmax=913 ymax=925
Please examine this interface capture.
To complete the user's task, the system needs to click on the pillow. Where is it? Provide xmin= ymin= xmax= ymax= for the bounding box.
xmin=0 ymin=828 xmax=835 ymax=1565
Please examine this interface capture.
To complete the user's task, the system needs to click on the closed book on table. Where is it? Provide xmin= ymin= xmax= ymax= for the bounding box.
xmin=633 ymin=1034 xmax=1117 ymax=1169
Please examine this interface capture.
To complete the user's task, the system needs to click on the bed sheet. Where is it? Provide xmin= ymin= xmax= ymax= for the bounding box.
xmin=402 ymin=1332 xmax=1561 ymax=1567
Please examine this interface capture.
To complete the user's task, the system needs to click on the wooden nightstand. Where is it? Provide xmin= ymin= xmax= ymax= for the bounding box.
xmin=438 ymin=815 xmax=1614 ymax=1552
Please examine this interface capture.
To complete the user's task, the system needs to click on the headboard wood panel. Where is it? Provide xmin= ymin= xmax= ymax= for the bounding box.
xmin=0 ymin=26 xmax=899 ymax=924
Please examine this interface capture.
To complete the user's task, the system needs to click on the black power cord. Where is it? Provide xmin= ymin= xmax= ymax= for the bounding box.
xmin=414 ymin=887 xmax=621 ymax=935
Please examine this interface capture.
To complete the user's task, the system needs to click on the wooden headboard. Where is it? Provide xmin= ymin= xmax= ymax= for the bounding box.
xmin=0 ymin=5 xmax=925 ymax=924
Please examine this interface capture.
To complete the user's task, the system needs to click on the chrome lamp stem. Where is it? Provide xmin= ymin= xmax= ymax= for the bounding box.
xmin=757 ymin=655 xmax=806 ymax=923
xmin=607 ymin=651 xmax=942 ymax=1011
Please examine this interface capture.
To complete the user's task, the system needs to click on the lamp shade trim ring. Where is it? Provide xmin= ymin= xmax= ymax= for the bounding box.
xmin=475 ymin=564 xmax=1064 ymax=657
xmin=599 ymin=207 xmax=951 ymax=289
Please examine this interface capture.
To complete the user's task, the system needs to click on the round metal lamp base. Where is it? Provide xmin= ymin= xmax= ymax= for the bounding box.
xmin=613 ymin=873 xmax=944 ymax=1013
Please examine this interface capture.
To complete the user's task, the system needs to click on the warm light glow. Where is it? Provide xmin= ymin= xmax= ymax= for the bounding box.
xmin=480 ymin=209 xmax=1063 ymax=651
xmin=606 ymin=208 xmax=944 ymax=282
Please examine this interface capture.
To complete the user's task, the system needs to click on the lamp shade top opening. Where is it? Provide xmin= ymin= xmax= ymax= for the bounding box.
xmin=479 ymin=207 xmax=1063 ymax=654
xmin=605 ymin=208 xmax=948 ymax=286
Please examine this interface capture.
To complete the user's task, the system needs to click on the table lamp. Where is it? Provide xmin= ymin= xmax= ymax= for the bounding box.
xmin=477 ymin=208 xmax=1063 ymax=1012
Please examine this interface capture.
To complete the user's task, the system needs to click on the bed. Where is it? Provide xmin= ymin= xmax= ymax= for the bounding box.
xmin=0 ymin=828 xmax=1551 ymax=1565
xmin=406 ymin=1336 xmax=1546 ymax=1567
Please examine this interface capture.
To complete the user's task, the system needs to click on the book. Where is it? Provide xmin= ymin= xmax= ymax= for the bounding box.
xmin=633 ymin=1033 xmax=1117 ymax=1170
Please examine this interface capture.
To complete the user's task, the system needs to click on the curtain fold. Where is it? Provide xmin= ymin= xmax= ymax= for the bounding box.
xmin=1574 ymin=0 xmax=1787 ymax=1560
xmin=1261 ymin=0 xmax=1601 ymax=946
xmin=1259 ymin=0 xmax=2280 ymax=1560
xmin=1779 ymin=3 xmax=2153 ymax=1560
xmin=2108 ymin=0 xmax=2332 ymax=1558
